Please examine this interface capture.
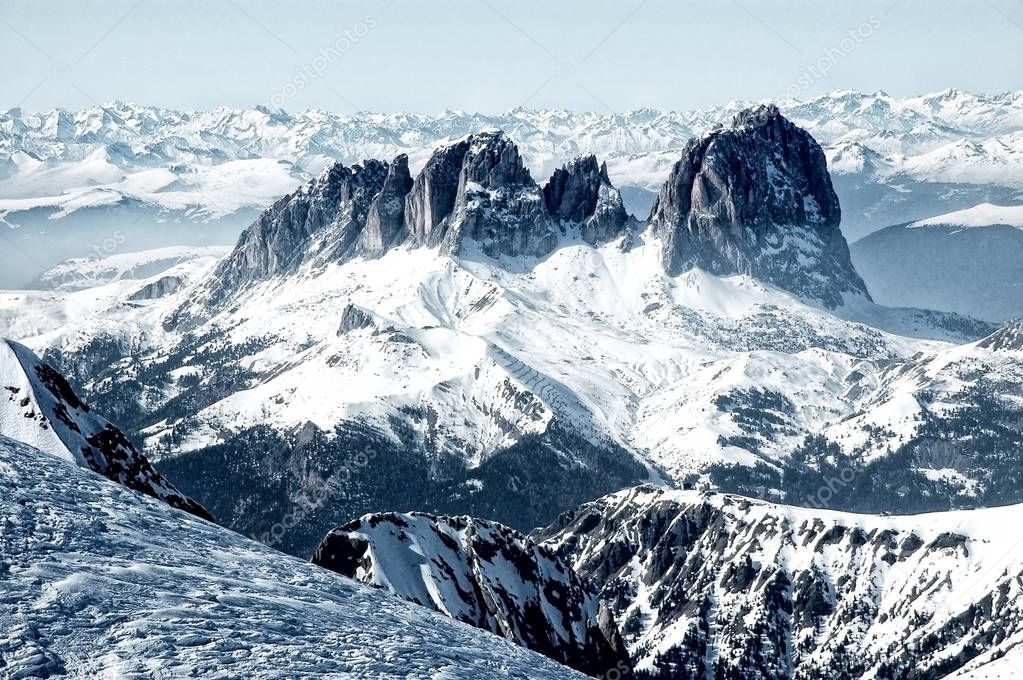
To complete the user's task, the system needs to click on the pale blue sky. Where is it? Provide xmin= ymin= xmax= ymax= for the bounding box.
xmin=1 ymin=0 xmax=1020 ymax=113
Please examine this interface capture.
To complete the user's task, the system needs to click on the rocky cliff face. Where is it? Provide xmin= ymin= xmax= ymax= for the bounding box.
xmin=409 ymin=131 xmax=559 ymax=259
xmin=313 ymin=511 xmax=631 ymax=678
xmin=202 ymin=132 xmax=573 ymax=308
xmin=361 ymin=154 xmax=414 ymax=255
xmin=535 ymin=485 xmax=1023 ymax=679
xmin=649 ymin=105 xmax=869 ymax=308
xmin=201 ymin=113 xmax=869 ymax=311
xmin=0 ymin=339 xmax=210 ymax=520
xmin=207 ymin=159 xmax=390 ymax=302
xmin=544 ymin=154 xmax=631 ymax=245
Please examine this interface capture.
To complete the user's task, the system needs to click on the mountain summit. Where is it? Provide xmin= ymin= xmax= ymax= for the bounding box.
xmin=202 ymin=110 xmax=869 ymax=312
xmin=649 ymin=104 xmax=870 ymax=307
xmin=200 ymin=131 xmax=635 ymax=307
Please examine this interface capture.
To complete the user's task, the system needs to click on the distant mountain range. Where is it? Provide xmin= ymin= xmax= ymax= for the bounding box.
xmin=1 ymin=89 xmax=1021 ymax=286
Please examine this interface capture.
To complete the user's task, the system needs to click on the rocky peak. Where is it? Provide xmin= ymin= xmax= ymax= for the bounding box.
xmin=649 ymin=105 xmax=869 ymax=308
xmin=203 ymin=158 xmax=392 ymax=304
xmin=360 ymin=153 xmax=414 ymax=255
xmin=404 ymin=138 xmax=471 ymax=244
xmin=313 ymin=511 xmax=632 ymax=678
xmin=544 ymin=154 xmax=631 ymax=245
xmin=461 ymin=130 xmax=534 ymax=188
xmin=407 ymin=131 xmax=558 ymax=259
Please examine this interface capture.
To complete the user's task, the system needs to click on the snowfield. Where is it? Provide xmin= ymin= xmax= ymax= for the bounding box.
xmin=0 ymin=435 xmax=587 ymax=679
xmin=25 ymin=236 xmax=981 ymax=477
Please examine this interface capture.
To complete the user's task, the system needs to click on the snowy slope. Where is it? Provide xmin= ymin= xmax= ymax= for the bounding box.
xmin=314 ymin=512 xmax=630 ymax=677
xmin=0 ymin=338 xmax=209 ymax=519
xmin=13 ymin=113 xmax=1018 ymax=557
xmin=23 ymin=227 xmax=1006 ymax=554
xmin=0 ymin=246 xmax=224 ymax=346
xmin=536 ymin=485 xmax=1023 ymax=679
xmin=32 ymin=245 xmax=230 ymax=292
xmin=852 ymin=204 xmax=1023 ymax=321
xmin=0 ymin=435 xmax=587 ymax=680
xmin=908 ymin=202 xmax=1023 ymax=229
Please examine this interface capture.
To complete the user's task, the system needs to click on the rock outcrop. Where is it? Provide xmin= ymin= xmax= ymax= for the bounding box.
xmin=408 ymin=131 xmax=559 ymax=259
xmin=536 ymin=485 xmax=1023 ymax=679
xmin=978 ymin=319 xmax=1023 ymax=351
xmin=207 ymin=159 xmax=390 ymax=301
xmin=649 ymin=105 xmax=869 ymax=307
xmin=544 ymin=154 xmax=631 ymax=245
xmin=314 ymin=511 xmax=632 ymax=678
xmin=360 ymin=154 xmax=414 ymax=255
xmin=0 ymin=339 xmax=211 ymax=520
xmin=200 ymin=113 xmax=869 ymax=311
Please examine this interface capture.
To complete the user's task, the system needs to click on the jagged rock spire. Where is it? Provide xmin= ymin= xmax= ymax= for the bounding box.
xmin=361 ymin=154 xmax=414 ymax=255
xmin=649 ymin=104 xmax=869 ymax=308
xmin=544 ymin=154 xmax=631 ymax=245
xmin=406 ymin=130 xmax=557 ymax=258
xmin=201 ymin=115 xmax=866 ymax=311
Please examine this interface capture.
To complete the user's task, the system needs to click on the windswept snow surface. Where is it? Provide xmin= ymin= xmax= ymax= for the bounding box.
xmin=0 ymin=436 xmax=586 ymax=679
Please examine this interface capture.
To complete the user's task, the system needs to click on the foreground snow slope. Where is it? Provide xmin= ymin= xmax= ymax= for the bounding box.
xmin=537 ymin=485 xmax=1023 ymax=679
xmin=0 ymin=435 xmax=587 ymax=680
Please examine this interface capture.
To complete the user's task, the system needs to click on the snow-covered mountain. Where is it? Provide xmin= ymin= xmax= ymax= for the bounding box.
xmin=0 ymin=435 xmax=589 ymax=679
xmin=535 ymin=485 xmax=1023 ymax=679
xmin=31 ymin=244 xmax=229 ymax=293
xmin=0 ymin=338 xmax=209 ymax=519
xmin=16 ymin=109 xmax=1023 ymax=563
xmin=852 ymin=203 xmax=1023 ymax=322
xmin=2 ymin=89 xmax=1021 ymax=286
xmin=313 ymin=512 xmax=631 ymax=677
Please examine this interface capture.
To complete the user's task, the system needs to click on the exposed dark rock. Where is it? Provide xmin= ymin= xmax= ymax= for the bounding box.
xmin=534 ymin=485 xmax=1022 ymax=679
xmin=649 ymin=105 xmax=869 ymax=308
xmin=128 ymin=274 xmax=185 ymax=301
xmin=206 ymin=159 xmax=389 ymax=302
xmin=360 ymin=153 xmax=414 ymax=254
xmin=544 ymin=154 xmax=631 ymax=245
xmin=405 ymin=138 xmax=472 ymax=245
xmin=337 ymin=304 xmax=375 ymax=334
xmin=978 ymin=319 xmax=1023 ymax=351
xmin=408 ymin=131 xmax=558 ymax=259
xmin=0 ymin=339 xmax=211 ymax=521
xmin=314 ymin=511 xmax=632 ymax=678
